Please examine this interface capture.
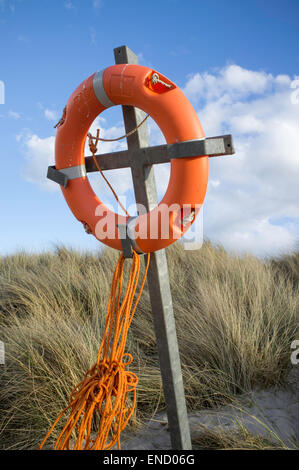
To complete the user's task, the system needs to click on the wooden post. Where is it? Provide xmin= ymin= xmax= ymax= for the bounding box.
xmin=114 ymin=45 xmax=192 ymax=450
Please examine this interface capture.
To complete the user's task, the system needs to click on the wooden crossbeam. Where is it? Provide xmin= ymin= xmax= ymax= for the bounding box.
xmin=48 ymin=135 xmax=235 ymax=188
xmin=85 ymin=134 xmax=234 ymax=172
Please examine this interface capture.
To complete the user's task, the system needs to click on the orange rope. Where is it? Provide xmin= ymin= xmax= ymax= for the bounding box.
xmin=89 ymin=114 xmax=149 ymax=143
xmin=88 ymin=130 xmax=130 ymax=218
xmin=40 ymin=250 xmax=150 ymax=450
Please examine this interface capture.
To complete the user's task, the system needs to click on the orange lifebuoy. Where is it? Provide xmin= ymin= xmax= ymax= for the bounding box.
xmin=55 ymin=64 xmax=209 ymax=253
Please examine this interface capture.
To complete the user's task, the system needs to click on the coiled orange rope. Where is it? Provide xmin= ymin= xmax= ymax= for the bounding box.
xmin=40 ymin=250 xmax=150 ymax=450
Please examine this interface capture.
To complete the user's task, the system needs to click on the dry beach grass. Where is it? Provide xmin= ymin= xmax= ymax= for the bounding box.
xmin=0 ymin=242 xmax=298 ymax=449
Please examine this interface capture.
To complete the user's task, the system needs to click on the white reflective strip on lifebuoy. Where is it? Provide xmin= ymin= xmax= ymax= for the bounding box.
xmin=127 ymin=216 xmax=144 ymax=254
xmin=93 ymin=69 xmax=115 ymax=108
xmin=60 ymin=164 xmax=87 ymax=180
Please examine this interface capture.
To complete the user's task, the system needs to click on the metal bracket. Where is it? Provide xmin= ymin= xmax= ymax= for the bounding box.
xmin=117 ymin=217 xmax=145 ymax=259
xmin=47 ymin=164 xmax=87 ymax=188
xmin=47 ymin=165 xmax=69 ymax=188
xmin=117 ymin=223 xmax=134 ymax=259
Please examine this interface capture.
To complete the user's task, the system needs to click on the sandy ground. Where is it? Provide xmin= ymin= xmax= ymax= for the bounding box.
xmin=121 ymin=368 xmax=299 ymax=450
xmin=39 ymin=368 xmax=298 ymax=450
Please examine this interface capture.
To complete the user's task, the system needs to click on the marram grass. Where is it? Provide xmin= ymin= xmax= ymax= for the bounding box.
xmin=0 ymin=242 xmax=298 ymax=449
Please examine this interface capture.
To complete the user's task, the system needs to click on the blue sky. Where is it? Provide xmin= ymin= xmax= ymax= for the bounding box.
xmin=0 ymin=0 xmax=299 ymax=257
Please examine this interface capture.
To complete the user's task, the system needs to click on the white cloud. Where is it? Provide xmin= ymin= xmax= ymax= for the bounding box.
xmin=183 ymin=64 xmax=289 ymax=104
xmin=17 ymin=34 xmax=29 ymax=43
xmin=210 ymin=179 xmax=220 ymax=188
xmin=8 ymin=110 xmax=20 ymax=119
xmin=183 ymin=64 xmax=299 ymax=256
xmin=20 ymin=133 xmax=56 ymax=191
xmin=170 ymin=45 xmax=191 ymax=57
xmin=64 ymin=0 xmax=73 ymax=9
xmin=44 ymin=108 xmax=58 ymax=121
xmin=93 ymin=0 xmax=101 ymax=8
xmin=0 ymin=0 xmax=22 ymax=13
xmin=223 ymin=65 xmax=270 ymax=95
xmin=37 ymin=102 xmax=59 ymax=122
xmin=89 ymin=26 xmax=97 ymax=46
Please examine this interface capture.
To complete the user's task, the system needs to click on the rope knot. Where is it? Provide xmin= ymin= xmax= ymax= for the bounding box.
xmin=87 ymin=130 xmax=100 ymax=155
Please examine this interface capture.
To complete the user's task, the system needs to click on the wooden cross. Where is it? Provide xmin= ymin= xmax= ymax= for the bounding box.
xmin=48 ymin=45 xmax=235 ymax=450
